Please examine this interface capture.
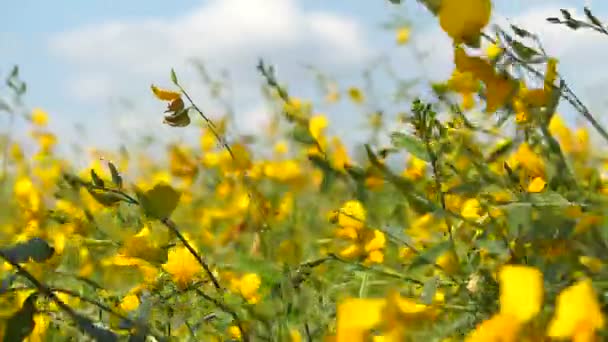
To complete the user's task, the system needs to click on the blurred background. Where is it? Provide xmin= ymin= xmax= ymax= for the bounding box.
xmin=1 ymin=0 xmax=605 ymax=162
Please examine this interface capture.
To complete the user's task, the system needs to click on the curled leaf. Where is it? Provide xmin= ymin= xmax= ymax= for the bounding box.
xmin=163 ymin=109 xmax=191 ymax=127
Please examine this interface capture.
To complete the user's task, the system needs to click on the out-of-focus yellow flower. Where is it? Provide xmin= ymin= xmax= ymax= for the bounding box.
xmin=29 ymin=313 xmax=50 ymax=342
xmin=119 ymin=294 xmax=140 ymax=312
xmin=162 ymin=246 xmax=201 ymax=289
xmin=337 ymin=200 xmax=366 ymax=229
xmin=466 ymin=265 xmax=543 ymax=341
xmin=336 ymin=298 xmax=385 ymax=342
xmin=486 ymin=43 xmax=502 ymax=60
xmin=547 ymin=278 xmax=604 ymax=340
xmin=461 ymin=198 xmax=482 ymax=220
xmin=454 ymin=47 xmax=515 ymax=113
xmin=348 ymin=87 xmax=365 ymax=104
xmin=238 ymin=273 xmax=261 ymax=304
xmin=527 ymin=176 xmax=546 ymax=193
xmin=396 ymin=26 xmax=411 ymax=45
xmin=228 ymin=325 xmax=242 ymax=341
xmin=436 ymin=249 xmax=459 ymax=275
xmin=403 ymin=156 xmax=427 ymax=180
xmin=580 ymin=256 xmax=603 ymax=273
xmin=439 ymin=0 xmax=491 ymax=44
xmin=499 ymin=265 xmax=543 ymax=323
xmin=447 ymin=69 xmax=479 ymax=110
xmin=309 ymin=115 xmax=328 ymax=141
xmin=465 ymin=313 xmax=521 ymax=342
xmin=31 ymin=108 xmax=49 ymax=126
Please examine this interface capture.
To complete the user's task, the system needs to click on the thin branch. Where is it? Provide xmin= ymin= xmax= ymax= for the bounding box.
xmin=195 ymin=289 xmax=250 ymax=342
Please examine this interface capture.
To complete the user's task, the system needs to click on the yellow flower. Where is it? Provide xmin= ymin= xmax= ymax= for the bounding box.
xmin=336 ymin=298 xmax=385 ymax=342
xmin=396 ymin=26 xmax=410 ymax=45
xmin=348 ymin=87 xmax=365 ymax=104
xmin=579 ymin=256 xmax=603 ymax=273
xmin=461 ymin=198 xmax=482 ymax=220
xmin=338 ymin=200 xmax=366 ymax=230
xmin=150 ymin=84 xmax=181 ymax=101
xmin=465 ymin=313 xmax=521 ymax=342
xmin=436 ymin=249 xmax=459 ymax=275
xmin=439 ymin=0 xmax=492 ymax=44
xmin=119 ymin=294 xmax=140 ymax=312
xmin=238 ymin=273 xmax=261 ymax=304
xmin=290 ymin=329 xmax=302 ymax=342
xmin=162 ymin=246 xmax=201 ymax=289
xmin=548 ymin=279 xmax=604 ymax=340
xmin=454 ymin=47 xmax=515 ymax=113
xmin=486 ymin=43 xmax=502 ymax=60
xmin=403 ymin=155 xmax=428 ymax=180
xmin=527 ymin=176 xmax=546 ymax=193
xmin=499 ymin=265 xmax=543 ymax=323
xmin=513 ymin=143 xmax=545 ymax=178
xmin=31 ymin=108 xmax=49 ymax=126
xmin=309 ymin=115 xmax=328 ymax=141
xmin=228 ymin=325 xmax=242 ymax=340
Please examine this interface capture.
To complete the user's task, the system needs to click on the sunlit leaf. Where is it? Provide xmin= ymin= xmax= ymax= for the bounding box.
xmin=136 ymin=183 xmax=181 ymax=219
xmin=390 ymin=132 xmax=429 ymax=161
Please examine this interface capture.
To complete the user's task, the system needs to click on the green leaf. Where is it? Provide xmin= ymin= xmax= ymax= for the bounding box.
xmin=528 ymin=191 xmax=570 ymax=207
xmin=504 ymin=203 xmax=532 ymax=239
xmin=421 ymin=276 xmax=438 ymax=305
xmin=86 ymin=188 xmax=123 ymax=207
xmin=291 ymin=124 xmax=316 ymax=145
xmin=510 ymin=24 xmax=533 ymax=38
xmin=170 ymin=68 xmax=179 ymax=86
xmin=390 ymin=132 xmax=429 ymax=161
xmin=408 ymin=241 xmax=451 ymax=271
xmin=2 ymin=238 xmax=55 ymax=264
xmin=107 ymin=162 xmax=123 ymax=188
xmin=3 ymin=292 xmax=37 ymax=342
xmin=90 ymin=169 xmax=105 ymax=187
xmin=584 ymin=7 xmax=602 ymax=27
xmin=136 ymin=183 xmax=181 ymax=219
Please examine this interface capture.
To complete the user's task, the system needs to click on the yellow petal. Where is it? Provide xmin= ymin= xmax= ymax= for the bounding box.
xmin=151 ymin=84 xmax=181 ymax=101
xmin=499 ymin=265 xmax=543 ymax=322
xmin=548 ymin=279 xmax=604 ymax=339
xmin=337 ymin=298 xmax=386 ymax=342
xmin=527 ymin=177 xmax=546 ymax=193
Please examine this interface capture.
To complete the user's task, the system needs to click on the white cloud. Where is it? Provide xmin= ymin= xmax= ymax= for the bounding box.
xmin=49 ymin=0 xmax=372 ymax=110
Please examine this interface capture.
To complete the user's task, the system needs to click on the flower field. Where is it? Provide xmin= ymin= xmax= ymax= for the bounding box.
xmin=2 ymin=0 xmax=608 ymax=341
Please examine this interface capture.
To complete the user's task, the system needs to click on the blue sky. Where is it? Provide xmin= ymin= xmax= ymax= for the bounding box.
xmin=2 ymin=0 xmax=607 ymax=157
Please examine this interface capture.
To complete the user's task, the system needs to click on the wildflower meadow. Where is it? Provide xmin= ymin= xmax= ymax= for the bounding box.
xmin=2 ymin=0 xmax=608 ymax=341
